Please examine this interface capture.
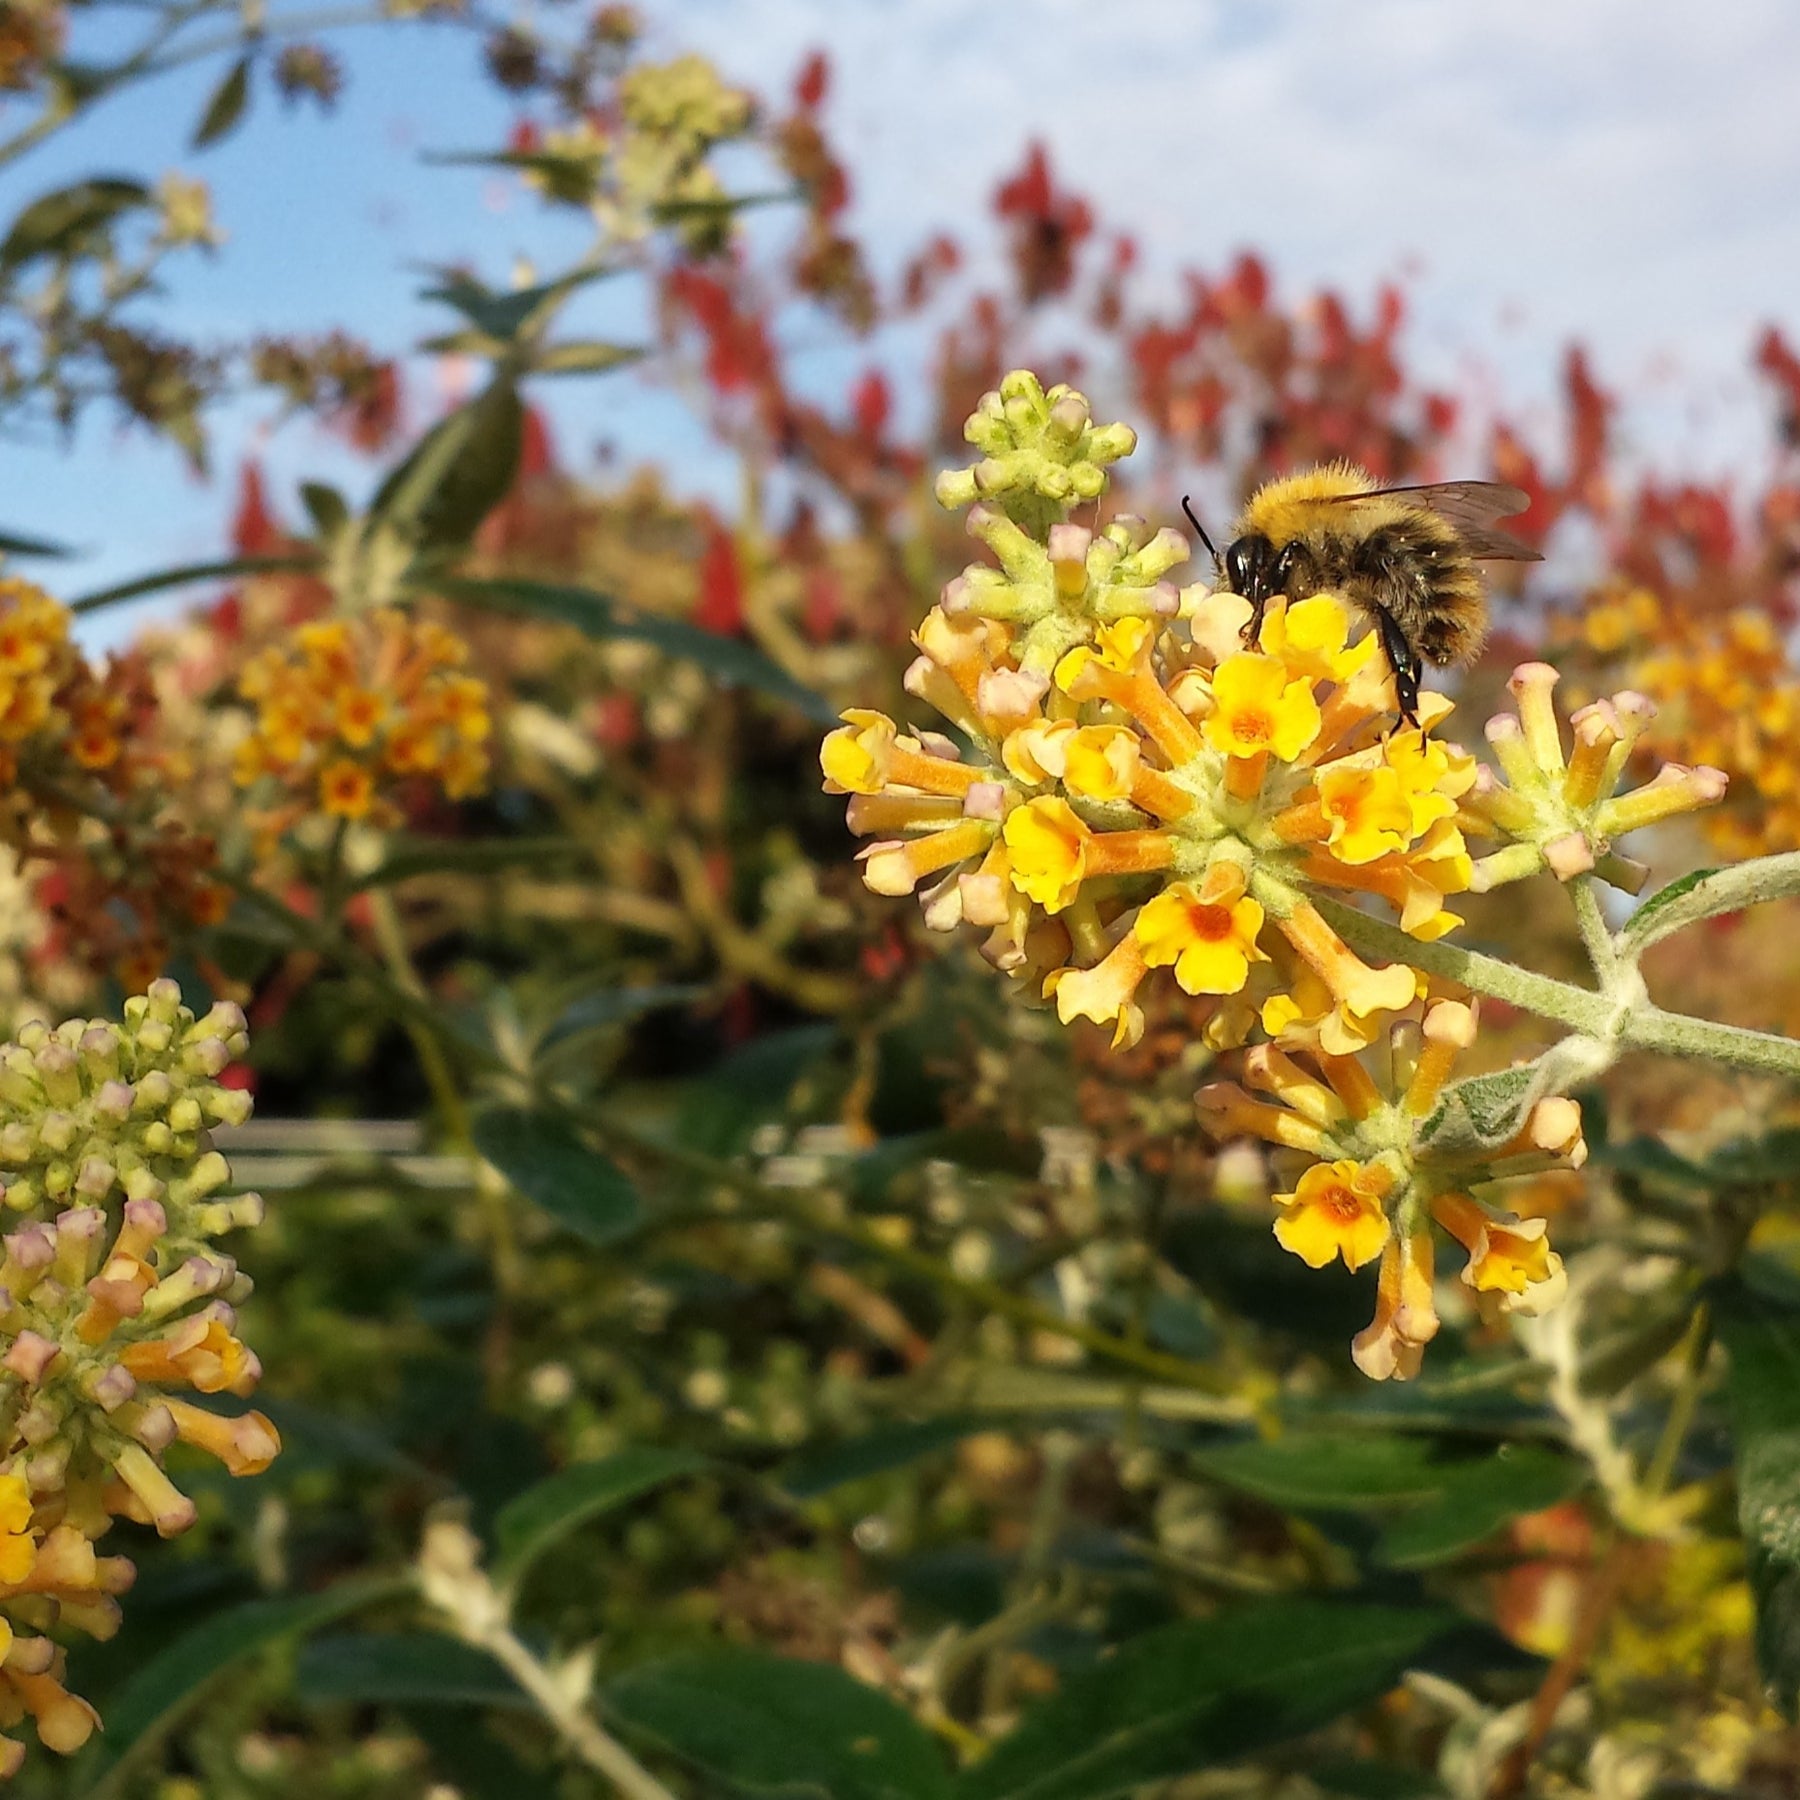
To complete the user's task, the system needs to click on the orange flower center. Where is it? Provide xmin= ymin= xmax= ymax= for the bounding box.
xmin=1187 ymin=903 xmax=1233 ymax=942
xmin=1320 ymin=1183 xmax=1363 ymax=1223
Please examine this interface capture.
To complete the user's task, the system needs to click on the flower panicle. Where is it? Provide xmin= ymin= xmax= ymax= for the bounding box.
xmin=824 ymin=382 xmax=1477 ymax=1060
xmin=233 ymin=608 xmax=492 ymax=835
xmin=1198 ymin=994 xmax=1580 ymax=1380
xmin=0 ymin=980 xmax=276 ymax=1774
xmin=1463 ymin=662 xmax=1727 ymax=892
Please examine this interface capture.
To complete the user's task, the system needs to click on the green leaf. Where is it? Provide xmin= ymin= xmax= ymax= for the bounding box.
xmin=1704 ymin=1130 xmax=1800 ymax=1187
xmin=405 ymin=1705 xmax=543 ymax=1798
xmin=368 ymin=380 xmax=523 ymax=557
xmin=1718 ymin=1275 xmax=1800 ymax=1711
xmin=299 ymin=481 xmax=351 ymax=542
xmin=441 ymin=576 xmax=838 ymax=725
xmin=295 ymin=1632 xmax=526 ymax=1708
xmin=780 ymin=1417 xmax=981 ymax=1499
xmin=1162 ymin=1212 xmax=1370 ymax=1352
xmin=74 ymin=1578 xmax=405 ymax=1787
xmin=1189 ymin=1434 xmax=1582 ymax=1567
xmin=1577 ymin=1293 xmax=1699 ymax=1397
xmin=68 ymin=553 xmax=319 ymax=616
xmin=1416 ymin=1063 xmax=1547 ymax=1155
xmin=541 ymin=983 xmax=708 ymax=1049
xmin=607 ymin=1647 xmax=952 ymax=1800
xmin=419 ymin=328 xmax=509 ymax=359
xmin=192 ymin=55 xmax=252 ymax=149
xmin=952 ymin=1600 xmax=1454 ymax=1800
xmin=533 ymin=339 xmax=645 ymax=377
xmin=1590 ymin=1133 xmax=1711 ymax=1188
xmin=0 ymin=526 xmax=72 ymax=558
xmin=420 ymin=263 xmax=620 ymax=342
xmin=1618 ymin=865 xmax=1724 ymax=952
xmin=1377 ymin=1446 xmax=1582 ymax=1567
xmin=676 ymin=1022 xmax=839 ymax=1156
xmin=495 ymin=1447 xmax=711 ymax=1577
xmin=1190 ymin=1434 xmax=1448 ymax=1509
xmin=847 ymin=1128 xmax=1038 ymax=1207
xmin=471 ymin=1107 xmax=642 ymax=1247
xmin=1291 ymin=1362 xmax=1551 ymax=1438
xmin=1 ymin=177 xmax=150 ymax=269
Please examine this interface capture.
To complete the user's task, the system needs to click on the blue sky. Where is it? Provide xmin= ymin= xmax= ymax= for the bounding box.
xmin=5 ymin=0 xmax=1798 ymax=635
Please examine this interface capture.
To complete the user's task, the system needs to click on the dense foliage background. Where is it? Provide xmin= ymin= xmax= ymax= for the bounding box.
xmin=0 ymin=6 xmax=1799 ymax=1798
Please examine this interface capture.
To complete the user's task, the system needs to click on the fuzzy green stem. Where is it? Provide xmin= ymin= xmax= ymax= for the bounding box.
xmin=1618 ymin=1006 xmax=1800 ymax=1079
xmin=472 ymin=1619 xmax=677 ymax=1800
xmin=1568 ymin=877 xmax=1623 ymax=991
xmin=1315 ymin=896 xmax=1800 ymax=1080
xmin=1314 ymin=897 xmax=1612 ymax=1033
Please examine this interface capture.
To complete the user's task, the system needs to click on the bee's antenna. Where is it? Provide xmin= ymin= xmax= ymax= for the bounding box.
xmin=1180 ymin=494 xmax=1218 ymax=561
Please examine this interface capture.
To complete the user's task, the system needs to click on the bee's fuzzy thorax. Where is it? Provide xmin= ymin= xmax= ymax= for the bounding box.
xmin=1237 ymin=462 xmax=1415 ymax=546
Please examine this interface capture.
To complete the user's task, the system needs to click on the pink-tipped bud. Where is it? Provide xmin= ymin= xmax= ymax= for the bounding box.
xmin=3 ymin=1332 xmax=60 ymax=1385
xmin=1543 ymin=831 xmax=1597 ymax=881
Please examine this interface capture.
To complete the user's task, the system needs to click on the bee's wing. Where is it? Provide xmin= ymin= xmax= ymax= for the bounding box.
xmin=1320 ymin=480 xmax=1544 ymax=562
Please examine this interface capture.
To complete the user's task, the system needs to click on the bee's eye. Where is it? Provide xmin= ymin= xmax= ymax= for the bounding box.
xmin=1272 ymin=543 xmax=1303 ymax=591
xmin=1225 ymin=540 xmax=1257 ymax=593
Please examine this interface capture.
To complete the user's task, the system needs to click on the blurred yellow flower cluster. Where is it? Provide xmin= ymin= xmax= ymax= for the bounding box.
xmin=0 ymin=579 xmax=229 ymax=985
xmin=1198 ymin=994 xmax=1584 ymax=1378
xmin=1568 ymin=594 xmax=1794 ymax=858
xmin=234 ymin=609 xmax=491 ymax=833
xmin=0 ymin=981 xmax=274 ymax=1772
xmin=0 ymin=581 xmax=73 ymax=770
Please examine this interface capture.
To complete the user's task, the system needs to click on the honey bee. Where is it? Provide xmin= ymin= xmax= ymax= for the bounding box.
xmin=1182 ymin=463 xmax=1542 ymax=726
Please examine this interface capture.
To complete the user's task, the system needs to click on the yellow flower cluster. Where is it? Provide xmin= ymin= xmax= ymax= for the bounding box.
xmin=1461 ymin=662 xmax=1728 ymax=894
xmin=1198 ymin=994 xmax=1585 ymax=1378
xmin=0 ymin=581 xmax=73 ymax=768
xmin=234 ymin=609 xmax=491 ymax=830
xmin=0 ymin=579 xmax=232 ymax=983
xmin=527 ymin=52 xmax=753 ymax=249
xmin=0 ymin=981 xmax=275 ymax=1774
xmin=823 ymin=371 xmax=1747 ymax=1382
xmin=824 ymin=414 xmax=1478 ymax=1055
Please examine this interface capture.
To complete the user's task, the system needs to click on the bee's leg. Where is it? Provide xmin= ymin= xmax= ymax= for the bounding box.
xmin=1238 ymin=596 xmax=1269 ymax=651
xmin=1373 ymin=606 xmax=1422 ymax=730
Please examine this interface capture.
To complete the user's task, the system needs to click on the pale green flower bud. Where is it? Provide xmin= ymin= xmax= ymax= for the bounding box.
xmin=936 ymin=370 xmax=1138 ymax=536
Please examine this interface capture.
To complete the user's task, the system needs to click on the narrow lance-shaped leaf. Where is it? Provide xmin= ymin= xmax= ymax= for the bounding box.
xmin=69 ymin=554 xmax=320 ymax=616
xmin=532 ymin=340 xmax=644 ymax=377
xmin=1 ymin=178 xmax=150 ymax=269
xmin=1718 ymin=1272 xmax=1800 ymax=1711
xmin=192 ymin=56 xmax=252 ymax=149
xmin=294 ymin=1633 xmax=527 ymax=1710
xmin=607 ymin=1647 xmax=952 ymax=1800
xmin=495 ymin=1446 xmax=712 ymax=1577
xmin=954 ymin=1599 xmax=1455 ymax=1800
xmin=367 ymin=379 xmax=524 ymax=557
xmin=0 ymin=527 xmax=72 ymax=558
xmin=418 ymin=261 xmax=624 ymax=345
xmin=74 ymin=1577 xmax=406 ymax=1787
xmin=471 ymin=1107 xmax=642 ymax=1247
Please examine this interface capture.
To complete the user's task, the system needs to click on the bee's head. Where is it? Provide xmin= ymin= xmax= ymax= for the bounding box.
xmin=1223 ymin=532 xmax=1277 ymax=602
